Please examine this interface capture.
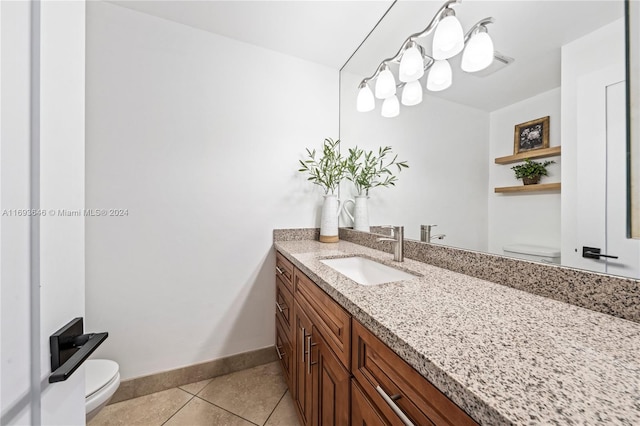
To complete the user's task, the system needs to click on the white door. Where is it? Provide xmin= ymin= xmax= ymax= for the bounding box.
xmin=1 ymin=2 xmax=33 ymax=424
xmin=1 ymin=2 xmax=87 ymax=425
xmin=575 ymin=65 xmax=640 ymax=278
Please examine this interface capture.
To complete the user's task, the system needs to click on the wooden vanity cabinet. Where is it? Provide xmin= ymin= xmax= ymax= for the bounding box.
xmin=275 ymin=250 xmax=477 ymax=426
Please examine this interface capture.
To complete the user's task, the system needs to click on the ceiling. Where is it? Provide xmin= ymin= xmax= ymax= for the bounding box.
xmin=107 ymin=0 xmax=394 ymax=69
xmin=342 ymin=0 xmax=625 ymax=111
xmin=105 ymin=0 xmax=624 ymax=111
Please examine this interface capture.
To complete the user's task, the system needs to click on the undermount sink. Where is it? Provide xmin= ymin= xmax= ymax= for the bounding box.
xmin=320 ymin=256 xmax=418 ymax=286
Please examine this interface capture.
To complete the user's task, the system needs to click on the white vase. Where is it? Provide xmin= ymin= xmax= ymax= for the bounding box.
xmin=320 ymin=194 xmax=341 ymax=243
xmin=343 ymin=195 xmax=370 ymax=232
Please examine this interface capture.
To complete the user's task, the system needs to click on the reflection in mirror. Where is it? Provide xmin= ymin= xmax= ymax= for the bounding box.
xmin=339 ymin=1 xmax=639 ymax=278
xmin=629 ymin=0 xmax=640 ymax=238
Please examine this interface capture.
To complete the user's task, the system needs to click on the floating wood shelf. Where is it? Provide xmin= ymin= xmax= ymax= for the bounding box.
xmin=494 ymin=182 xmax=561 ymax=193
xmin=494 ymin=146 xmax=561 ymax=165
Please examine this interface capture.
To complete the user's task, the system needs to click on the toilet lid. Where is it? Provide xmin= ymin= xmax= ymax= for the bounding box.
xmin=85 ymin=359 xmax=119 ymax=398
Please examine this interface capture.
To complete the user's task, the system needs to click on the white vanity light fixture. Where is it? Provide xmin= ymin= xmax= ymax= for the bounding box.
xmin=375 ymin=64 xmax=396 ymax=99
xmin=432 ymin=8 xmax=464 ymax=60
xmin=461 ymin=24 xmax=494 ymax=72
xmin=356 ymin=0 xmax=496 ymax=118
xmin=426 ymin=59 xmax=452 ymax=91
xmin=402 ymin=80 xmax=423 ymax=106
xmin=357 ymin=82 xmax=375 ymax=112
xmin=399 ymin=41 xmax=424 ymax=82
xmin=381 ymin=95 xmax=400 ymax=118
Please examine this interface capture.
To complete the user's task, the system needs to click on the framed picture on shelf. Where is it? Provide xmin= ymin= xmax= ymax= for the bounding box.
xmin=514 ymin=116 xmax=550 ymax=154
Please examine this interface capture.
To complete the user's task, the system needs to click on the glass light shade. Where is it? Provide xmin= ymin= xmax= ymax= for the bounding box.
xmin=401 ymin=81 xmax=423 ymax=106
xmin=399 ymin=45 xmax=424 ymax=82
xmin=461 ymin=31 xmax=494 ymax=72
xmin=426 ymin=60 xmax=452 ymax=92
xmin=381 ymin=95 xmax=400 ymax=118
xmin=432 ymin=15 xmax=464 ymax=60
xmin=375 ymin=67 xmax=396 ymax=99
xmin=356 ymin=84 xmax=375 ymax=112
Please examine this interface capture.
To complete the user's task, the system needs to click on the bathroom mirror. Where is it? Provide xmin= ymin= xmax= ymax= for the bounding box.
xmin=629 ymin=0 xmax=640 ymax=238
xmin=339 ymin=0 xmax=639 ymax=278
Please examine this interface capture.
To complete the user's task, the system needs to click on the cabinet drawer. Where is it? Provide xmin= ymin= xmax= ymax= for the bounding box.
xmin=275 ymin=315 xmax=293 ymax=390
xmin=294 ymin=268 xmax=351 ymax=368
xmin=276 ymin=274 xmax=293 ymax=340
xmin=351 ymin=379 xmax=389 ymax=426
xmin=276 ymin=251 xmax=294 ymax=293
xmin=352 ymin=320 xmax=477 ymax=426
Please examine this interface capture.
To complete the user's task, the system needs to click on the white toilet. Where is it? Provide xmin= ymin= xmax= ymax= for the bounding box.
xmin=85 ymin=359 xmax=121 ymax=422
xmin=503 ymin=244 xmax=561 ymax=264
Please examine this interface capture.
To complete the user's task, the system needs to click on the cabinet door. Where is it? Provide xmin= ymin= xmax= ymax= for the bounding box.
xmin=351 ymin=379 xmax=390 ymax=426
xmin=294 ymin=300 xmax=314 ymax=426
xmin=312 ymin=329 xmax=350 ymax=426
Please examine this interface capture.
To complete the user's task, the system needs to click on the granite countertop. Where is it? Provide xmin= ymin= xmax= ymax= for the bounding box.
xmin=274 ymin=239 xmax=640 ymax=425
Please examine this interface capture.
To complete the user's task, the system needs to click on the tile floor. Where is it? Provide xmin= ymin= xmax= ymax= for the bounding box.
xmin=90 ymin=361 xmax=301 ymax=426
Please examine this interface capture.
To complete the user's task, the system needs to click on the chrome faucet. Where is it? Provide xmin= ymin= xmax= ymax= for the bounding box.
xmin=421 ymin=224 xmax=446 ymax=242
xmin=420 ymin=224 xmax=436 ymax=242
xmin=377 ymin=226 xmax=404 ymax=262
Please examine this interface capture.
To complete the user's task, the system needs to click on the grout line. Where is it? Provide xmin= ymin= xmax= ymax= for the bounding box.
xmin=194 ymin=395 xmax=261 ymax=426
xmin=261 ymin=389 xmax=288 ymax=426
xmin=160 ymin=390 xmax=195 ymax=426
xmin=177 ymin=379 xmax=212 ymax=397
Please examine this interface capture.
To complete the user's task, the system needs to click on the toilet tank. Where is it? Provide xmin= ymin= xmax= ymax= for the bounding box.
xmin=503 ymin=244 xmax=561 ymax=264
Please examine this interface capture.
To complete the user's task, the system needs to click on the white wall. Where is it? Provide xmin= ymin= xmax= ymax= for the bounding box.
xmin=85 ymin=1 xmax=338 ymax=380
xmin=487 ymin=88 xmax=561 ymax=255
xmin=340 ymin=71 xmax=490 ymax=250
xmin=561 ymin=18 xmax=626 ymax=269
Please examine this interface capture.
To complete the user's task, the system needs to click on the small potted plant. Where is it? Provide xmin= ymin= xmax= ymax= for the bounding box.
xmin=511 ymin=158 xmax=555 ymax=185
xmin=343 ymin=146 xmax=408 ymax=232
xmin=298 ymin=138 xmax=346 ymax=242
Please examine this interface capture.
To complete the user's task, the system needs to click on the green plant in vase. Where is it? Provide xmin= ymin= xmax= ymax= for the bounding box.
xmin=511 ymin=158 xmax=555 ymax=185
xmin=298 ymin=138 xmax=346 ymax=195
xmin=342 ymin=146 xmax=408 ymax=233
xmin=345 ymin=146 xmax=409 ymax=196
xmin=298 ymin=138 xmax=346 ymax=242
